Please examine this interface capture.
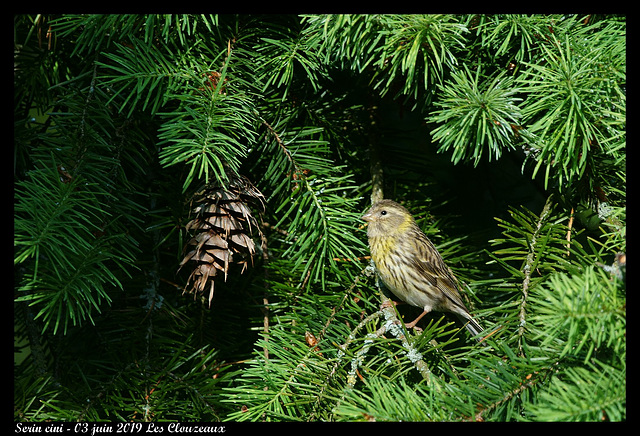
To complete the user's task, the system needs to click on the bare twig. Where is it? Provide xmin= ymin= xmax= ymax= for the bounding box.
xmin=566 ymin=207 xmax=574 ymax=256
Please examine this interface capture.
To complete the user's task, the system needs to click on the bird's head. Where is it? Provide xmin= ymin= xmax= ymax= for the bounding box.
xmin=362 ymin=199 xmax=414 ymax=237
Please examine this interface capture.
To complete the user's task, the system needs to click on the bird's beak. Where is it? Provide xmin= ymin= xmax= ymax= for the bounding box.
xmin=361 ymin=212 xmax=372 ymax=222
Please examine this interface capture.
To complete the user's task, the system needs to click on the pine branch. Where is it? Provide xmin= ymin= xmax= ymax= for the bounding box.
xmin=429 ymin=65 xmax=524 ymax=165
xmin=334 ymin=376 xmax=444 ymax=421
xmin=254 ymin=23 xmax=326 ymax=101
xmin=463 ymin=354 xmax=555 ymax=422
xmin=259 ymin=119 xmax=365 ymax=289
xmin=529 ymin=266 xmax=625 ymax=363
xmin=480 ymin=14 xmax=559 ymax=62
xmin=487 ymin=195 xmax=581 ymax=352
xmin=301 ymin=14 xmax=385 ymax=73
xmin=517 ymin=19 xmax=626 ymax=195
xmin=517 ymin=194 xmax=554 ymax=355
xmin=526 ymin=360 xmax=625 ymax=421
xmin=156 ymin=42 xmax=258 ymax=192
xmin=14 ymin=61 xmax=143 ymax=334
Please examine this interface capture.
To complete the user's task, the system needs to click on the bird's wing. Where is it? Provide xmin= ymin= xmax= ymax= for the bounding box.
xmin=407 ymin=231 xmax=470 ymax=314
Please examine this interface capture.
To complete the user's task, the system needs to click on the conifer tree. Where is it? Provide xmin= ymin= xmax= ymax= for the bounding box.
xmin=15 ymin=14 xmax=625 ymax=422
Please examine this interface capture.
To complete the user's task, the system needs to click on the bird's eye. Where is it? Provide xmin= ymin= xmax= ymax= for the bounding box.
xmin=380 ymin=210 xmax=387 ymax=216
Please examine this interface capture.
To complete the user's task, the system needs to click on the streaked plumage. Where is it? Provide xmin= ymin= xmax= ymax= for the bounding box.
xmin=362 ymin=199 xmax=483 ymax=340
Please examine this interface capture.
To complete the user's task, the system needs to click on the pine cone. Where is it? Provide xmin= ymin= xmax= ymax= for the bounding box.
xmin=179 ymin=175 xmax=265 ymax=306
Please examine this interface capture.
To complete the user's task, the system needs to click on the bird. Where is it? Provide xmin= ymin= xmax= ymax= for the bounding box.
xmin=362 ymin=199 xmax=483 ymax=340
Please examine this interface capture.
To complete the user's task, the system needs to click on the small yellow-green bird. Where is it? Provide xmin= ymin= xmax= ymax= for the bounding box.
xmin=362 ymin=199 xmax=483 ymax=340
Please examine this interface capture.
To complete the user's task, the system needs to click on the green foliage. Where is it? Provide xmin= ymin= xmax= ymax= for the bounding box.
xmin=429 ymin=66 xmax=523 ymax=164
xmin=157 ymin=79 xmax=258 ymax=191
xmin=517 ymin=20 xmax=626 ymax=192
xmin=529 ymin=267 xmax=626 ymax=363
xmin=334 ymin=377 xmax=445 ymax=421
xmin=488 ymin=198 xmax=576 ymax=283
xmin=14 ymin=65 xmax=142 ymax=334
xmin=259 ymin=125 xmax=365 ymax=288
xmin=526 ymin=361 xmax=625 ymax=421
xmin=256 ymin=23 xmax=326 ymax=100
xmin=302 ymin=14 xmax=384 ymax=73
xmin=480 ymin=14 xmax=556 ymax=62
xmin=15 ymin=14 xmax=625 ymax=422
xmin=374 ymin=15 xmax=468 ymax=104
xmin=304 ymin=14 xmax=467 ymax=106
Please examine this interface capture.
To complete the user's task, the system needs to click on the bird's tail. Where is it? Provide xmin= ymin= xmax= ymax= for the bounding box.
xmin=457 ymin=313 xmax=484 ymax=342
